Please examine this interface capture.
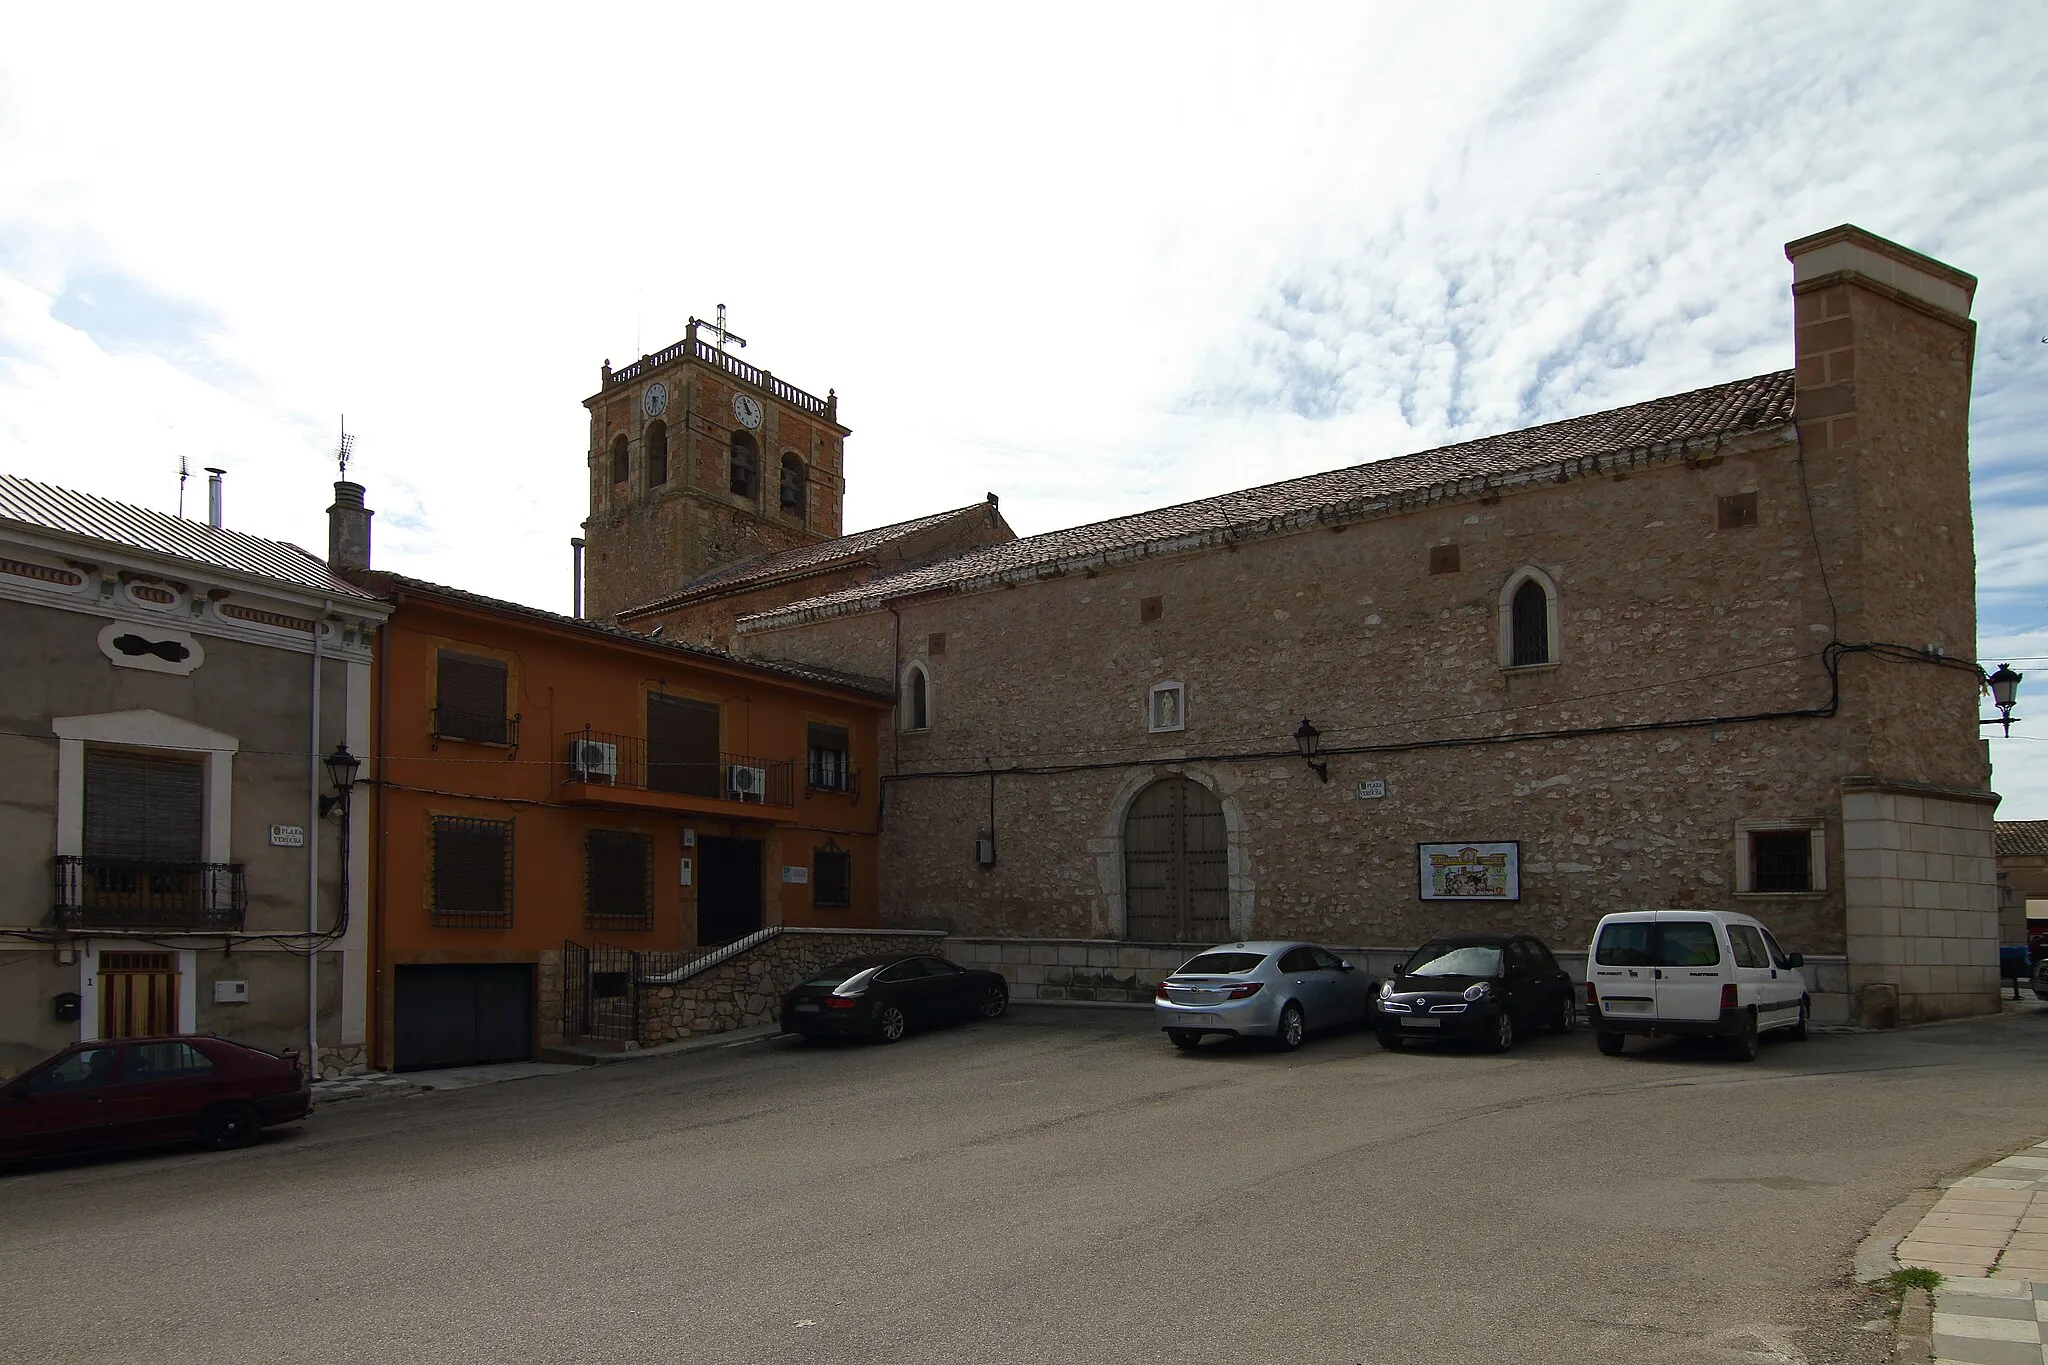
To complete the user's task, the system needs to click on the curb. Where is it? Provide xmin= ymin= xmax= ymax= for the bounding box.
xmin=1855 ymin=1187 xmax=1940 ymax=1283
xmin=539 ymin=1023 xmax=784 ymax=1066
xmin=1891 ymin=1285 xmax=1933 ymax=1365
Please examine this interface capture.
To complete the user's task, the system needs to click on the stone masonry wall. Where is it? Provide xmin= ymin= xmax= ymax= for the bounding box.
xmin=637 ymin=928 xmax=944 ymax=1042
xmin=1842 ymin=784 xmax=2000 ymax=1022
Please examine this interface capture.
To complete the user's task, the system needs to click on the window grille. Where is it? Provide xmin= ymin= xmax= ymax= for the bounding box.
xmin=814 ymin=845 xmax=853 ymax=908
xmin=646 ymin=421 xmax=668 ymax=487
xmin=435 ymin=651 xmax=509 ymax=744
xmin=431 ymin=816 xmax=514 ymax=927
xmin=1510 ymin=579 xmax=1550 ymax=667
xmin=1749 ymin=830 xmax=1813 ymax=893
xmin=730 ymin=432 xmax=758 ymax=497
xmin=584 ymin=830 xmax=652 ymax=930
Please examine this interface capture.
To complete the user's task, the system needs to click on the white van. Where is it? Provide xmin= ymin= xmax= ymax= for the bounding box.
xmin=1584 ymin=910 xmax=1809 ymax=1061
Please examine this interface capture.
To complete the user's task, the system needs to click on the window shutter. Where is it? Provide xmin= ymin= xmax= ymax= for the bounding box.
xmin=647 ymin=695 xmax=720 ymax=796
xmin=814 ymin=847 xmax=852 ymax=907
xmin=585 ymin=830 xmax=652 ymax=929
xmin=432 ymin=816 xmax=513 ymax=926
xmin=84 ymin=752 xmax=203 ymax=863
xmin=436 ymin=651 xmax=508 ymax=744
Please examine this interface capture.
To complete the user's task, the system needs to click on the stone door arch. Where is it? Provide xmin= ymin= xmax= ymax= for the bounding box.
xmin=1123 ymin=777 xmax=1229 ymax=943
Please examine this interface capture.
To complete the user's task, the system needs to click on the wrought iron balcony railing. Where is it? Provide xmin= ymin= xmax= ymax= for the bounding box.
xmin=52 ymin=856 xmax=248 ymax=932
xmin=564 ymin=730 xmax=795 ymax=807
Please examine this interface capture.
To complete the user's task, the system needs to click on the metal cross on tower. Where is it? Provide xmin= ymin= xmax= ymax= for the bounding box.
xmin=708 ymin=304 xmax=748 ymax=352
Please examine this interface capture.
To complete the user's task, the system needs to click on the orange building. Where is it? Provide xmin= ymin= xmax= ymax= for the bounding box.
xmin=351 ymin=570 xmax=890 ymax=1071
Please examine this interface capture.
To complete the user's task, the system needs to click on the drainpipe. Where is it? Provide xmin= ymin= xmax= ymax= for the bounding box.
xmin=571 ymin=538 xmax=586 ymax=618
xmin=307 ymin=605 xmax=327 ymax=1074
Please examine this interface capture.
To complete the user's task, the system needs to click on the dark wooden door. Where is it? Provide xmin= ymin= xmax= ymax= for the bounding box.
xmin=393 ymin=964 xmax=533 ymax=1071
xmin=647 ymin=694 xmax=720 ymax=797
xmin=697 ymin=837 xmax=763 ymax=947
xmin=1123 ymin=778 xmax=1228 ymax=943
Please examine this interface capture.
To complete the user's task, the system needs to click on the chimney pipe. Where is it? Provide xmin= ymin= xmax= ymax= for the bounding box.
xmin=328 ymin=481 xmax=373 ymax=571
xmin=204 ymin=467 xmax=224 ymax=528
xmin=571 ymin=538 xmax=586 ymax=618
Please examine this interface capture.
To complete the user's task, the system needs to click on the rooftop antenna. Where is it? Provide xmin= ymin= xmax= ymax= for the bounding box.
xmin=335 ymin=415 xmax=356 ymax=480
xmin=177 ymin=456 xmax=190 ymax=518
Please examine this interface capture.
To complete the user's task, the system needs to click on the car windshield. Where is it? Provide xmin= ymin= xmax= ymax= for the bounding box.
xmin=804 ymin=959 xmax=885 ymax=987
xmin=1177 ymin=952 xmax=1266 ymax=976
xmin=1402 ymin=943 xmax=1502 ymax=978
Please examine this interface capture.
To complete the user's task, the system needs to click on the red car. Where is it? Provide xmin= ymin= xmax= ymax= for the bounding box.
xmin=0 ymin=1035 xmax=311 ymax=1162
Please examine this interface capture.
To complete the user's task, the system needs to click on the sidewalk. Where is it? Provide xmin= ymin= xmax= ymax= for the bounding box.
xmin=313 ymin=1061 xmax=583 ymax=1104
xmin=1887 ymin=1140 xmax=2048 ymax=1364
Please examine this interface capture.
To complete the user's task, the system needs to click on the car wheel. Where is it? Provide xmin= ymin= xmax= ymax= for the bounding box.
xmin=1488 ymin=1010 xmax=1515 ymax=1054
xmin=876 ymin=1005 xmax=908 ymax=1044
xmin=1596 ymin=1031 xmax=1624 ymax=1056
xmin=1552 ymin=995 xmax=1578 ymax=1035
xmin=1167 ymin=1030 xmax=1202 ymax=1051
xmin=976 ymin=983 xmax=1009 ymax=1019
xmin=1728 ymin=1010 xmax=1760 ymax=1062
xmin=1376 ymin=1032 xmax=1404 ymax=1051
xmin=1787 ymin=998 xmax=1810 ymax=1041
xmin=1274 ymin=1003 xmax=1306 ymax=1051
xmin=199 ymin=1101 xmax=262 ymax=1151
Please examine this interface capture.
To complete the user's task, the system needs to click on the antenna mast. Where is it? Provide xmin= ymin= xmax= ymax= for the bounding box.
xmin=335 ymin=416 xmax=356 ymax=480
xmin=177 ymin=456 xmax=190 ymax=518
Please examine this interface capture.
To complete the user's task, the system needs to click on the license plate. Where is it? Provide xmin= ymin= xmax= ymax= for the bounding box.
xmin=1401 ymin=1017 xmax=1442 ymax=1029
xmin=1171 ymin=1013 xmax=1218 ymax=1029
xmin=793 ymin=1003 xmax=818 ymax=1013
xmin=1602 ymin=999 xmax=1651 ymax=1013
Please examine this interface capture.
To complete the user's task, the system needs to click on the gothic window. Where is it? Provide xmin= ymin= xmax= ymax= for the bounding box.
xmin=730 ymin=431 xmax=758 ymax=498
xmin=609 ymin=434 xmax=629 ymax=487
xmin=1499 ymin=568 xmax=1559 ymax=668
xmin=902 ymin=662 xmax=931 ymax=733
xmin=780 ymin=453 xmax=807 ymax=517
xmin=646 ymin=421 xmax=668 ymax=487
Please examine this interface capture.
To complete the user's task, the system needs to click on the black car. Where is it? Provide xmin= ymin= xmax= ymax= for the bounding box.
xmin=1374 ymin=933 xmax=1577 ymax=1053
xmin=780 ymin=953 xmax=1009 ymax=1043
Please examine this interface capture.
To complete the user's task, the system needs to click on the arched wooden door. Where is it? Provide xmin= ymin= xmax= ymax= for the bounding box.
xmin=1123 ymin=778 xmax=1228 ymax=943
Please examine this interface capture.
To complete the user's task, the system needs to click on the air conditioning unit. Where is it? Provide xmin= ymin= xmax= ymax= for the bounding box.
xmin=569 ymin=738 xmax=618 ymax=783
xmin=727 ymin=763 xmax=767 ymax=802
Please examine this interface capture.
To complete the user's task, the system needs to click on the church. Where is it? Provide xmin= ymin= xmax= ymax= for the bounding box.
xmin=579 ymin=225 xmax=2003 ymax=1029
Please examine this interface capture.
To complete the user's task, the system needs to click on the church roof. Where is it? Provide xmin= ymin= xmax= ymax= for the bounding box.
xmin=2000 ymin=822 xmax=2048 ymax=858
xmin=739 ymin=369 xmax=1797 ymax=631
xmin=0 ymin=473 xmax=383 ymax=602
xmin=617 ymin=500 xmax=999 ymax=619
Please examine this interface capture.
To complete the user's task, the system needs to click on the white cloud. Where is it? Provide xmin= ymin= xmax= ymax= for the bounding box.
xmin=1 ymin=0 xmax=2044 ymax=811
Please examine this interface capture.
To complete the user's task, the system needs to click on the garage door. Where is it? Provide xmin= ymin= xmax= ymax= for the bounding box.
xmin=393 ymin=964 xmax=533 ymax=1071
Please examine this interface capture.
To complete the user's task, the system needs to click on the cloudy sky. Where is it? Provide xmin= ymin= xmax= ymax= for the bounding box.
xmin=1 ymin=3 xmax=2043 ymax=813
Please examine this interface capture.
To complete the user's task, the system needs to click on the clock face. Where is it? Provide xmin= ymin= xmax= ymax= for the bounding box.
xmin=642 ymin=382 xmax=668 ymax=418
xmin=732 ymin=393 xmax=764 ymax=430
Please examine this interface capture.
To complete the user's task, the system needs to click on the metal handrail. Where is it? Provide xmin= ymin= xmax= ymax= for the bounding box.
xmin=52 ymin=856 xmax=247 ymax=931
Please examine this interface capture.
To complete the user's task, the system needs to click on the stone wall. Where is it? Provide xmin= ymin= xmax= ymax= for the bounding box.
xmin=637 ymin=928 xmax=944 ymax=1043
xmin=1842 ymin=782 xmax=2001 ymax=1021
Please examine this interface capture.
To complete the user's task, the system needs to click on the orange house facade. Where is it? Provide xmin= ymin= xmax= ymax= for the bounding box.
xmin=356 ymin=573 xmax=890 ymax=1071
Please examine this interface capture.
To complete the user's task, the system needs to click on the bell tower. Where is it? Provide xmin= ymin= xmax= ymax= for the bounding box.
xmin=579 ymin=317 xmax=849 ymax=620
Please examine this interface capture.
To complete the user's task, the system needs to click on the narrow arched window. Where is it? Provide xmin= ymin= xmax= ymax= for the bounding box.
xmin=729 ymin=431 xmax=758 ymax=497
xmin=646 ymin=421 xmax=668 ymax=487
xmin=903 ymin=663 xmax=930 ymax=732
xmin=1511 ymin=578 xmax=1550 ymax=666
xmin=780 ymin=454 xmax=807 ymax=517
xmin=609 ymin=434 xmax=629 ymax=486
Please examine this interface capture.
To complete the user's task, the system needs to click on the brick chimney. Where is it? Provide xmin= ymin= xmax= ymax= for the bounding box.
xmin=327 ymin=481 xmax=373 ymax=571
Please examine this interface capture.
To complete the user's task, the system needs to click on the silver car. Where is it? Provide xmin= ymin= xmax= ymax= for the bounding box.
xmin=1154 ymin=940 xmax=1378 ymax=1051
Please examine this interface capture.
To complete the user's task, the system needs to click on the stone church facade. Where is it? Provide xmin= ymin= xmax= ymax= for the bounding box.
xmin=582 ymin=226 xmax=2003 ymax=1028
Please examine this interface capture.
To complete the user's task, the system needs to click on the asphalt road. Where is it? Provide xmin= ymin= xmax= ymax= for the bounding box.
xmin=7 ymin=1004 xmax=2048 ymax=1365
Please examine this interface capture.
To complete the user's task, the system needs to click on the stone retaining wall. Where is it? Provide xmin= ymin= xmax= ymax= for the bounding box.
xmin=637 ymin=928 xmax=945 ymax=1043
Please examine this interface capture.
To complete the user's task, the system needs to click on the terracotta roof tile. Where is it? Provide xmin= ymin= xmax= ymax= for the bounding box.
xmin=1999 ymin=821 xmax=2048 ymax=857
xmin=742 ymin=370 xmax=1796 ymax=628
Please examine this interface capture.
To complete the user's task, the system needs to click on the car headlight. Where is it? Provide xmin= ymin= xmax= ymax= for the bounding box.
xmin=1463 ymin=982 xmax=1493 ymax=1002
xmin=1378 ymin=979 xmax=1394 ymax=999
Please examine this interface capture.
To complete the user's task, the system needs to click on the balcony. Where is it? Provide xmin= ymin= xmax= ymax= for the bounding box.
xmin=52 ymin=857 xmax=247 ymax=932
xmin=563 ymin=730 xmax=795 ymax=812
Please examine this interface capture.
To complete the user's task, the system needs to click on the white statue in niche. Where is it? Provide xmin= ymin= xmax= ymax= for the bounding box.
xmin=1153 ymin=686 xmax=1181 ymax=730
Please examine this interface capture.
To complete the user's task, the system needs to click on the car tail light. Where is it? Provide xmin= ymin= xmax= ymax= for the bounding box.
xmin=1585 ymin=982 xmax=1598 ymax=1007
xmin=1224 ymin=982 xmax=1264 ymax=1000
xmin=1720 ymin=983 xmax=1738 ymax=1010
xmin=825 ymin=996 xmax=857 ymax=1010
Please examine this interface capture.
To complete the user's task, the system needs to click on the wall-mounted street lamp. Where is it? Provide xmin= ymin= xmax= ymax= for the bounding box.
xmin=1983 ymin=663 xmax=2024 ymax=738
xmin=320 ymin=743 xmax=361 ymax=818
xmin=1293 ymin=717 xmax=1329 ymax=783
